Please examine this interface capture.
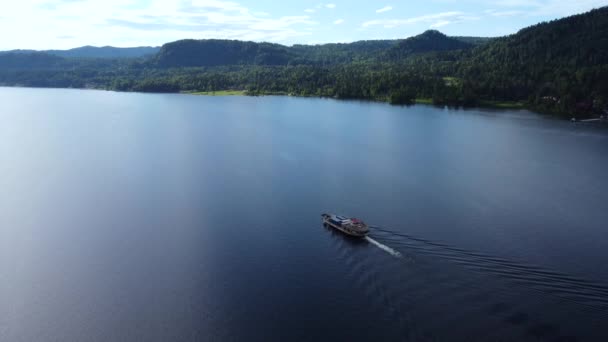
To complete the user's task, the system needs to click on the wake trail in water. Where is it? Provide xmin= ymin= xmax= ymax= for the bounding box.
xmin=370 ymin=226 xmax=608 ymax=315
xmin=365 ymin=236 xmax=402 ymax=258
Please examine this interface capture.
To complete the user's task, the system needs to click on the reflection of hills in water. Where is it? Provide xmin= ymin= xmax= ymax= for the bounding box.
xmin=327 ymin=225 xmax=608 ymax=341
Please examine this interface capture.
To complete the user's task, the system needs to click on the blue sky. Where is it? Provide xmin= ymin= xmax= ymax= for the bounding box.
xmin=0 ymin=0 xmax=606 ymax=50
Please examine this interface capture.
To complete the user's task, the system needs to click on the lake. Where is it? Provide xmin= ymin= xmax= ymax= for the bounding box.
xmin=1 ymin=87 xmax=608 ymax=341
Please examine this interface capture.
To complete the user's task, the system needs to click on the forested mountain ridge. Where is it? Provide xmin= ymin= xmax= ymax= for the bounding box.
xmin=153 ymin=40 xmax=294 ymax=67
xmin=0 ymin=52 xmax=65 ymax=70
xmin=384 ymin=30 xmax=473 ymax=60
xmin=0 ymin=6 xmax=607 ymax=118
xmin=151 ymin=31 xmax=476 ymax=68
xmin=452 ymin=36 xmax=494 ymax=46
xmin=454 ymin=6 xmax=608 ymax=114
xmin=0 ymin=32 xmax=489 ymax=67
xmin=0 ymin=46 xmax=159 ymax=59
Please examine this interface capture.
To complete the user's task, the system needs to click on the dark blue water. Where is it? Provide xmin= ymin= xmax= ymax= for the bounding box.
xmin=1 ymin=87 xmax=608 ymax=341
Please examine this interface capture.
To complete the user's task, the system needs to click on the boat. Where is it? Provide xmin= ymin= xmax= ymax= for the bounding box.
xmin=321 ymin=213 xmax=369 ymax=237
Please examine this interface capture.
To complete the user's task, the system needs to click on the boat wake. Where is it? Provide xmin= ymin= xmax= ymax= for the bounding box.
xmin=365 ymin=236 xmax=402 ymax=258
xmin=330 ymin=225 xmax=608 ymax=340
xmin=370 ymin=226 xmax=608 ymax=316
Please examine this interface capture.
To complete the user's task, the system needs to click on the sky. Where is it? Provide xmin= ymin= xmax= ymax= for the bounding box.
xmin=0 ymin=0 xmax=606 ymax=50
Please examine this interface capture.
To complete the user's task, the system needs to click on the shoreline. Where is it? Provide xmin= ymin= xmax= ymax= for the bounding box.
xmin=183 ymin=90 xmax=247 ymax=96
xmin=182 ymin=89 xmax=529 ymax=111
xmin=1 ymin=85 xmax=603 ymax=122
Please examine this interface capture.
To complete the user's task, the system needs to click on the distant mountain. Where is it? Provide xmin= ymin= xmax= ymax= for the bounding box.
xmin=1 ymin=7 xmax=607 ymax=118
xmin=51 ymin=46 xmax=159 ymax=59
xmin=386 ymin=30 xmax=474 ymax=60
xmin=153 ymin=32 xmax=478 ymax=68
xmin=0 ymin=33 xmax=486 ymax=68
xmin=0 ymin=46 xmax=159 ymax=59
xmin=0 ymin=52 xmax=64 ymax=70
xmin=154 ymin=39 xmax=294 ymax=67
xmin=290 ymin=40 xmax=399 ymax=65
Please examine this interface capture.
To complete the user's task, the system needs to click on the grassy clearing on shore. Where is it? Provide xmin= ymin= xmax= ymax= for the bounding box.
xmin=182 ymin=91 xmax=526 ymax=111
xmin=414 ymin=98 xmax=525 ymax=109
xmin=443 ymin=77 xmax=460 ymax=87
xmin=186 ymin=90 xmax=247 ymax=96
xmin=479 ymin=100 xmax=526 ymax=109
xmin=415 ymin=98 xmax=434 ymax=104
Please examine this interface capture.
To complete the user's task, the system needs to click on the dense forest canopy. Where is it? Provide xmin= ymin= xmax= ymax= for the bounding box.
xmin=1 ymin=6 xmax=607 ymax=118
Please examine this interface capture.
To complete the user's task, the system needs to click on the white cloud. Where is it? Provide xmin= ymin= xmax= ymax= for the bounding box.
xmin=333 ymin=19 xmax=344 ymax=24
xmin=376 ymin=6 xmax=393 ymax=13
xmin=191 ymin=0 xmax=248 ymax=13
xmin=362 ymin=11 xmax=476 ymax=29
xmin=0 ymin=0 xmax=319 ymax=49
xmin=430 ymin=20 xmax=451 ymax=28
xmin=485 ymin=9 xmax=524 ymax=17
xmin=493 ymin=0 xmax=542 ymax=7
xmin=3 ymin=0 xmax=605 ymax=50
xmin=492 ymin=0 xmax=607 ymax=16
xmin=534 ymin=0 xmax=607 ymax=16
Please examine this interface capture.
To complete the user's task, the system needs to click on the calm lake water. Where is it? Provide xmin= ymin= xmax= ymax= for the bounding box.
xmin=1 ymin=87 xmax=608 ymax=341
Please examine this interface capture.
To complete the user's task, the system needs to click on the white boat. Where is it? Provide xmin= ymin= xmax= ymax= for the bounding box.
xmin=321 ymin=213 xmax=369 ymax=237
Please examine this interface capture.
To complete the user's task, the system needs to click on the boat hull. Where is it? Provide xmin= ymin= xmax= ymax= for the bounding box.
xmin=322 ymin=215 xmax=368 ymax=237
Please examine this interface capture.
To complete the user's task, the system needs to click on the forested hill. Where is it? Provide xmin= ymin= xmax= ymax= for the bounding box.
xmin=0 ymin=6 xmax=607 ymax=118
xmin=154 ymin=40 xmax=294 ymax=67
xmin=0 ymin=52 xmax=65 ymax=70
xmin=50 ymin=46 xmax=160 ymax=59
xmin=476 ymin=7 xmax=608 ymax=67
xmin=384 ymin=30 xmax=473 ymax=60
xmin=0 ymin=46 xmax=159 ymax=59
xmin=452 ymin=36 xmax=494 ymax=46
xmin=152 ymin=30 xmax=478 ymax=67
xmin=456 ymin=6 xmax=608 ymax=114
